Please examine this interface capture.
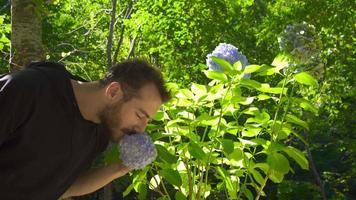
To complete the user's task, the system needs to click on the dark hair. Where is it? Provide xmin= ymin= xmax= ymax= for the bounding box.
xmin=99 ymin=59 xmax=170 ymax=102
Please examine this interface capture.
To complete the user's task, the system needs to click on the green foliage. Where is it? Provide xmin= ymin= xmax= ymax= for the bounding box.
xmin=2 ymin=0 xmax=353 ymax=199
xmin=0 ymin=14 xmax=10 ymax=73
xmin=126 ymin=53 xmax=316 ymax=199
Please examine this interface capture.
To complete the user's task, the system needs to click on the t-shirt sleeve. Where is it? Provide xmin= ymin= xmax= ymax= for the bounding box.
xmin=0 ymin=73 xmax=35 ymax=147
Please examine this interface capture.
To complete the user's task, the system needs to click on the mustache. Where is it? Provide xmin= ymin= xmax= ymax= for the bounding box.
xmin=122 ymin=128 xmax=139 ymax=135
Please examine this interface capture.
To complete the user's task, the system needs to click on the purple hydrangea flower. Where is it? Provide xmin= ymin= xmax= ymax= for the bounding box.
xmin=206 ymin=43 xmax=249 ymax=73
xmin=278 ymin=22 xmax=321 ymax=64
xmin=118 ymin=133 xmax=157 ymax=170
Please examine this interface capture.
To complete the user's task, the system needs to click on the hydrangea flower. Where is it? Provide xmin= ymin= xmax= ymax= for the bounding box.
xmin=278 ymin=22 xmax=321 ymax=64
xmin=207 ymin=43 xmax=248 ymax=68
xmin=118 ymin=133 xmax=157 ymax=170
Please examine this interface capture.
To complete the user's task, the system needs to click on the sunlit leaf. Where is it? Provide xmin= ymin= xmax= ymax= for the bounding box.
xmin=244 ymin=64 xmax=263 ymax=73
xmin=272 ymin=53 xmax=289 ymax=73
xmin=211 ymin=56 xmax=234 ymax=72
xmin=204 ymin=70 xmax=228 ymax=82
xmin=149 ymin=175 xmax=161 ymax=190
xmin=294 ymin=72 xmax=318 ymax=87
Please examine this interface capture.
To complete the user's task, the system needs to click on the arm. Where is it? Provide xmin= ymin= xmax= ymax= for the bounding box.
xmin=61 ymin=163 xmax=131 ymax=198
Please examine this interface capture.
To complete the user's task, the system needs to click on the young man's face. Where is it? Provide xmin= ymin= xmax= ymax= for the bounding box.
xmin=99 ymin=83 xmax=162 ymax=142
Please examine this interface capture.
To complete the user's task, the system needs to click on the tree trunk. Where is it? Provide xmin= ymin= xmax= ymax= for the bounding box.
xmin=10 ymin=0 xmax=45 ymax=72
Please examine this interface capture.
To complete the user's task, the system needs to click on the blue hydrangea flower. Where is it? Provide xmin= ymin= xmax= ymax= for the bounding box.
xmin=278 ymin=22 xmax=321 ymax=64
xmin=118 ymin=133 xmax=157 ymax=170
xmin=206 ymin=43 xmax=249 ymax=72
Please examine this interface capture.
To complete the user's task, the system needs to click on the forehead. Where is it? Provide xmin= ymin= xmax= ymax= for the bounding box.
xmin=130 ymin=84 xmax=162 ymax=115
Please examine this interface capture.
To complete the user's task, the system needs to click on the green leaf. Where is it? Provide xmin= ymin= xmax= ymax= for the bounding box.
xmin=257 ymin=94 xmax=271 ymax=101
xmin=175 ymin=191 xmax=187 ymax=200
xmin=259 ymin=84 xmax=287 ymax=94
xmin=217 ymin=167 xmax=234 ymax=191
xmin=191 ymin=83 xmax=207 ymax=97
xmin=176 ymin=89 xmax=194 ymax=99
xmin=250 ymin=168 xmax=265 ymax=186
xmin=159 ymin=169 xmax=182 ymax=187
xmin=233 ymin=60 xmax=243 ymax=71
xmin=272 ymin=53 xmax=289 ymax=73
xmin=286 ymin=114 xmax=309 ymax=130
xmin=155 ymin=144 xmax=178 ymax=164
xmin=233 ymin=96 xmax=255 ymax=105
xmin=268 ymin=170 xmax=284 ymax=183
xmin=244 ymin=64 xmax=263 ymax=73
xmin=267 ymin=153 xmax=290 ymax=175
xmin=211 ymin=56 xmax=234 ymax=72
xmin=242 ymin=126 xmax=262 ymax=137
xmin=204 ymin=70 xmax=228 ymax=82
xmin=138 ymin=184 xmax=148 ymax=200
xmin=228 ymin=148 xmax=244 ymax=161
xmin=221 ymin=139 xmax=234 ymax=155
xmin=188 ymin=142 xmax=206 ymax=160
xmin=283 ymin=146 xmax=309 ymax=170
xmin=294 ymin=72 xmax=318 ymax=87
xmin=240 ymin=79 xmax=262 ymax=89
xmin=153 ymin=110 xmax=164 ymax=121
xmin=123 ymin=183 xmax=134 ymax=197
xmin=292 ymin=97 xmax=318 ymax=114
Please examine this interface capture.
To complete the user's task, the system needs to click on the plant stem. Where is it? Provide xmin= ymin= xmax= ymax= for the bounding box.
xmin=255 ymin=172 xmax=270 ymax=200
xmin=203 ymin=83 xmax=233 ymax=195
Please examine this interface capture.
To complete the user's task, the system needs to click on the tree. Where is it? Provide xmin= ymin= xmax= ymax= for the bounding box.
xmin=10 ymin=0 xmax=45 ymax=71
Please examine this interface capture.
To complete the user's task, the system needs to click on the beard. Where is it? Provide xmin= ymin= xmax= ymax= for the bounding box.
xmin=98 ymin=99 xmax=131 ymax=143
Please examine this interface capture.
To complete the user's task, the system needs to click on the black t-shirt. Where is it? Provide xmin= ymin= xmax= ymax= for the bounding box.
xmin=0 ymin=61 xmax=109 ymax=200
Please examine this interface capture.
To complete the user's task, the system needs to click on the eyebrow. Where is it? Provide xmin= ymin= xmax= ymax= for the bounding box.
xmin=139 ymin=108 xmax=151 ymax=119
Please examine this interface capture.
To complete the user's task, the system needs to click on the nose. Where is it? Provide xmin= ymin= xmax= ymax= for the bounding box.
xmin=135 ymin=119 xmax=149 ymax=133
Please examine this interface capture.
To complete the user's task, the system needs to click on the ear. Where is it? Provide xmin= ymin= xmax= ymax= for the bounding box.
xmin=105 ymin=82 xmax=123 ymax=101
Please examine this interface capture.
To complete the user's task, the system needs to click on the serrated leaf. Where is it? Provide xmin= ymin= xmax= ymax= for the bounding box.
xmin=294 ymin=72 xmax=318 ymax=87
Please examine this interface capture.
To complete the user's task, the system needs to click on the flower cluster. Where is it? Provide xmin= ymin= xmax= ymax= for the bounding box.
xmin=118 ymin=133 xmax=157 ymax=170
xmin=206 ymin=43 xmax=250 ymax=78
xmin=278 ymin=22 xmax=321 ymax=64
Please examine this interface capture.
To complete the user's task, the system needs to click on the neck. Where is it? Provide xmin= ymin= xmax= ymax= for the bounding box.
xmin=70 ymin=80 xmax=104 ymax=123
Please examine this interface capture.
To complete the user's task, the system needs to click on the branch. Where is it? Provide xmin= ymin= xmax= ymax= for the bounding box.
xmin=106 ymin=0 xmax=118 ymax=69
xmin=112 ymin=0 xmax=136 ymax=64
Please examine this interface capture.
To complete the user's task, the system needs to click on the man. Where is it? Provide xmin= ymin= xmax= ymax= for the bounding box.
xmin=0 ymin=59 xmax=170 ymax=199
